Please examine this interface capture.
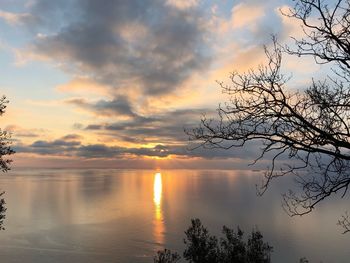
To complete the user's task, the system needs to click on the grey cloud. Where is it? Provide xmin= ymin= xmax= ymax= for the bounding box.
xmin=85 ymin=124 xmax=103 ymax=130
xmin=61 ymin=134 xmax=82 ymax=140
xmin=11 ymin=119 xmax=271 ymax=160
xmin=5 ymin=125 xmax=46 ymax=138
xmin=66 ymin=96 xmax=137 ymax=117
xmin=28 ymin=0 xmax=210 ymax=96
xmin=21 ymin=134 xmax=83 ymax=155
xmin=15 ymin=143 xmax=76 ymax=156
xmin=76 ymin=144 xmax=124 ymax=158
xmin=30 ymin=0 xmax=80 ymax=30
xmin=75 ymin=144 xmax=177 ymax=158
xmin=31 ymin=139 xmax=81 ymax=148
xmin=15 ymin=140 xmax=177 ymax=158
xmin=84 ymin=108 xmax=214 ymax=143
xmin=15 ymin=140 xmax=259 ymax=160
xmin=10 ymin=131 xmax=38 ymax=138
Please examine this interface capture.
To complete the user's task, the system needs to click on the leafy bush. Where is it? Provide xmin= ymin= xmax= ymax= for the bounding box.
xmin=154 ymin=219 xmax=273 ymax=263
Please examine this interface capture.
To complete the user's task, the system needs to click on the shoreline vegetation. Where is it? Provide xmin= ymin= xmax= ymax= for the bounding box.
xmin=154 ymin=218 xmax=273 ymax=263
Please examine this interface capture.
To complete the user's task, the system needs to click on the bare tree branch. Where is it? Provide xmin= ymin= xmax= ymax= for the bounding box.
xmin=188 ymin=0 xmax=350 ymax=232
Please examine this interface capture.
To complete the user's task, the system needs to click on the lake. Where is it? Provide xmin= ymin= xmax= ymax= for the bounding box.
xmin=0 ymin=169 xmax=349 ymax=262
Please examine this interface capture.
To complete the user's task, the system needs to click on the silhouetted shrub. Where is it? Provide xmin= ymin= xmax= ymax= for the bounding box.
xmin=183 ymin=218 xmax=219 ymax=263
xmin=154 ymin=218 xmax=273 ymax=263
xmin=219 ymin=226 xmax=246 ymax=263
xmin=246 ymin=229 xmax=272 ymax=263
xmin=299 ymin=257 xmax=309 ymax=263
xmin=153 ymin=249 xmax=181 ymax=263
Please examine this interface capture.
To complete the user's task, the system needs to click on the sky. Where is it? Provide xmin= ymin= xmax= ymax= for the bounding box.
xmin=0 ymin=0 xmax=323 ymax=169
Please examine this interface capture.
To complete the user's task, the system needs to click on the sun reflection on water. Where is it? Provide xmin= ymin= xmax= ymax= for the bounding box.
xmin=153 ymin=172 xmax=164 ymax=245
xmin=154 ymin=172 xmax=162 ymax=209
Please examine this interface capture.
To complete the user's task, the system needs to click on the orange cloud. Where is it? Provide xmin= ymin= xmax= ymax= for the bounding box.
xmin=56 ymin=77 xmax=110 ymax=96
xmin=165 ymin=0 xmax=199 ymax=9
xmin=231 ymin=3 xmax=266 ymax=29
xmin=0 ymin=10 xmax=35 ymax=26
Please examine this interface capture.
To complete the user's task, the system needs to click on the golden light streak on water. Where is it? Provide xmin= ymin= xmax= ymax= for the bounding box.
xmin=153 ymin=172 xmax=164 ymax=245
xmin=153 ymin=173 xmax=162 ymax=208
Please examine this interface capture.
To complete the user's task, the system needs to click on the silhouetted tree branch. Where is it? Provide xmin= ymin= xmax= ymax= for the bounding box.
xmin=189 ymin=0 xmax=350 ymax=224
xmin=337 ymin=211 xmax=350 ymax=234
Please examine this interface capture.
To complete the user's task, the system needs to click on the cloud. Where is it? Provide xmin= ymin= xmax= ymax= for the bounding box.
xmin=14 ymin=133 xmax=83 ymax=155
xmin=31 ymin=139 xmax=81 ymax=148
xmin=23 ymin=0 xmax=210 ymax=97
xmin=277 ymin=5 xmax=304 ymax=40
xmin=75 ymin=144 xmax=124 ymax=158
xmin=14 ymin=139 xmax=262 ymax=160
xmin=55 ymin=77 xmax=109 ymax=96
xmin=63 ymin=92 xmax=217 ymax=145
xmin=165 ymin=0 xmax=199 ymax=10
xmin=4 ymin=0 xmax=301 ymax=167
xmin=0 ymin=10 xmax=36 ymax=26
xmin=83 ymin=108 xmax=214 ymax=143
xmin=5 ymin=125 xmax=46 ymax=138
xmin=61 ymin=134 xmax=82 ymax=141
xmin=231 ymin=3 xmax=266 ymax=29
xmin=15 ymin=139 xmax=179 ymax=158
xmin=65 ymin=96 xmax=137 ymax=118
xmin=75 ymin=144 xmax=185 ymax=159
xmin=228 ymin=1 xmax=285 ymax=46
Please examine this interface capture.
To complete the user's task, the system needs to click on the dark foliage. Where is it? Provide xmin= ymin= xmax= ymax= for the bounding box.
xmin=189 ymin=0 xmax=350 ymax=228
xmin=0 ymin=95 xmax=14 ymax=230
xmin=183 ymin=218 xmax=220 ymax=263
xmin=299 ymin=257 xmax=309 ymax=263
xmin=0 ymin=96 xmax=14 ymax=172
xmin=0 ymin=192 xmax=6 ymax=231
xmin=219 ymin=226 xmax=246 ymax=263
xmin=246 ymin=229 xmax=272 ymax=263
xmin=153 ymin=249 xmax=181 ymax=263
xmin=154 ymin=219 xmax=273 ymax=263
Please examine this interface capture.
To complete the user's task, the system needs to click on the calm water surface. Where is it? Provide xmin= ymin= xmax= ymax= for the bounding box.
xmin=0 ymin=169 xmax=349 ymax=262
